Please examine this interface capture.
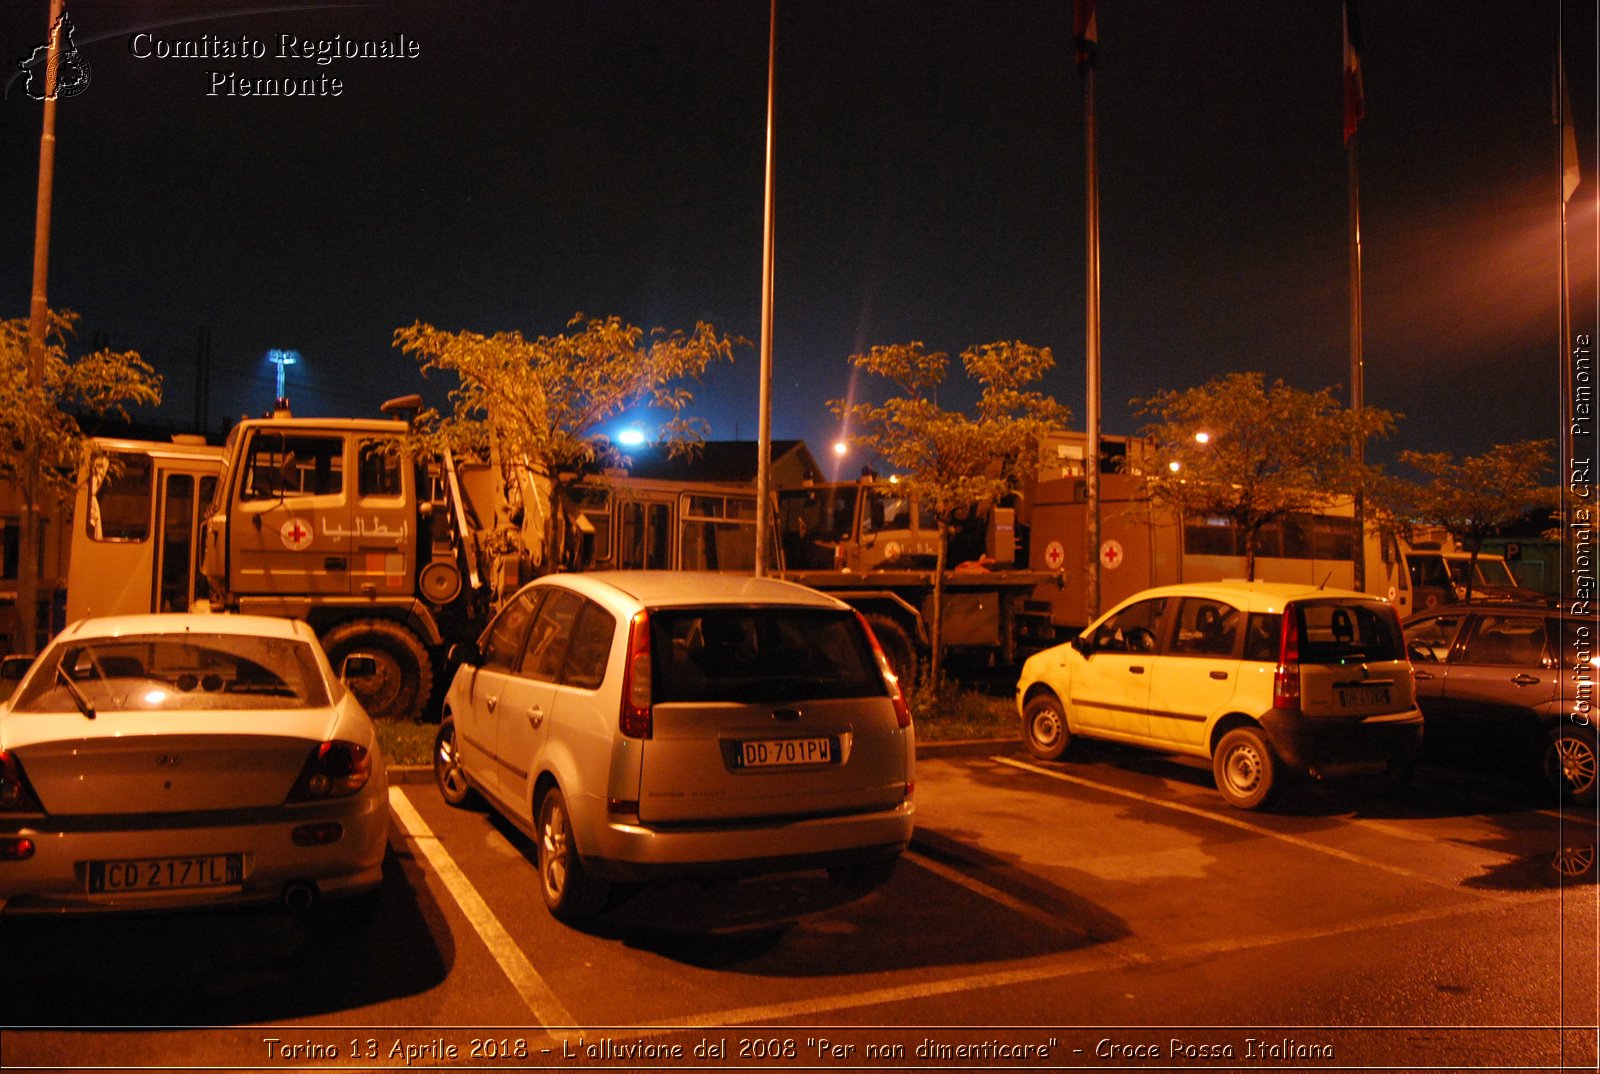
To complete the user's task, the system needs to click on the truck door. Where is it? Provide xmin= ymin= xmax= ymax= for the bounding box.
xmin=348 ymin=436 xmax=413 ymax=597
xmin=155 ymin=472 xmax=219 ymax=612
xmin=231 ymin=429 xmax=352 ymax=596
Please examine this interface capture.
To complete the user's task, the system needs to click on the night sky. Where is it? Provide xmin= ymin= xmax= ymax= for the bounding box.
xmin=2 ymin=1 xmax=1595 ymax=480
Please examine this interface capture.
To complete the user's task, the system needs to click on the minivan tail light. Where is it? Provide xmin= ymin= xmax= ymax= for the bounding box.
xmin=1274 ymin=605 xmax=1301 ymax=711
xmin=856 ymin=611 xmax=913 ymax=729
xmin=619 ymin=610 xmax=653 ymax=739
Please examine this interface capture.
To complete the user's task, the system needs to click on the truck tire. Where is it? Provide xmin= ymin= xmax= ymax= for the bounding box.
xmin=865 ymin=614 xmax=918 ymax=694
xmin=321 ymin=618 xmax=434 ymax=722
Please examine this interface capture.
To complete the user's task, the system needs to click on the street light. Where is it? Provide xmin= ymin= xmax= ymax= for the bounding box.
xmin=267 ymin=348 xmax=299 ymax=402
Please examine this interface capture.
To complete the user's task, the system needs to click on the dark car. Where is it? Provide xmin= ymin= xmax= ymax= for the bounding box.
xmin=1403 ymin=603 xmax=1597 ymax=803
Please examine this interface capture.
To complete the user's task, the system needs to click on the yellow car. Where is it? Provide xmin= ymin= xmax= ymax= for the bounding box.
xmin=1016 ymin=581 xmax=1423 ymax=809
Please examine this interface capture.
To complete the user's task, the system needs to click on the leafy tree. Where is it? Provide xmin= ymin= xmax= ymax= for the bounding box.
xmin=1134 ymin=372 xmax=1395 ymax=581
xmin=1381 ymin=440 xmax=1554 ymax=601
xmin=1 ymin=310 xmax=161 ymax=650
xmin=394 ymin=313 xmax=741 ymax=583
xmin=832 ymin=340 xmax=1070 ymax=687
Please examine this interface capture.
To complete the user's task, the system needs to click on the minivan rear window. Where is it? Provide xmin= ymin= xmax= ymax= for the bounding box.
xmin=1292 ymin=599 xmax=1403 ymax=663
xmin=651 ymin=607 xmax=886 ymax=703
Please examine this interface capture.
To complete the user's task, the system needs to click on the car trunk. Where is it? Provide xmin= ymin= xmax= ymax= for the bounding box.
xmin=14 ymin=721 xmax=325 ymax=814
xmin=634 ymin=605 xmax=909 ymax=824
xmin=638 ymin=696 xmax=907 ymax=823
xmin=1289 ymin=599 xmax=1415 ymax=719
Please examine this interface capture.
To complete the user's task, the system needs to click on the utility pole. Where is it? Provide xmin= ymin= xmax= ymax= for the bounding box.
xmin=18 ymin=0 xmax=67 ymax=654
xmin=754 ymin=0 xmax=778 ymax=576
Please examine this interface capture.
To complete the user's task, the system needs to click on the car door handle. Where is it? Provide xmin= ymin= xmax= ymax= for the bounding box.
xmin=1413 ymin=670 xmax=1436 ymax=681
xmin=1209 ymin=670 xmax=1229 ymax=680
xmin=1129 ymin=665 xmax=1145 ymax=674
xmin=527 ymin=705 xmax=544 ymax=727
xmin=485 ymin=695 xmax=498 ymax=712
xmin=1511 ymin=674 xmax=1541 ymax=686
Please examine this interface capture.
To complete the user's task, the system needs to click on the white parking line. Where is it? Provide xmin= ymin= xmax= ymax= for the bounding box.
xmin=903 ymin=849 xmax=1082 ymax=936
xmin=639 ymin=896 xmax=1530 ymax=1032
xmin=388 ymin=786 xmax=576 ymax=1031
xmin=992 ymin=756 xmax=1530 ymax=903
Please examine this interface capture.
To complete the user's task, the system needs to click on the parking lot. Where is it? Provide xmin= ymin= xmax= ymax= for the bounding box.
xmin=2 ymin=743 xmax=1595 ymax=1071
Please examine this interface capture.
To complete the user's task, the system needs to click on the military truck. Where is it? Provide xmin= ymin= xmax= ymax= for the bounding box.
xmin=68 ymin=401 xmax=790 ymax=720
xmin=774 ymin=479 xmax=1064 ymax=686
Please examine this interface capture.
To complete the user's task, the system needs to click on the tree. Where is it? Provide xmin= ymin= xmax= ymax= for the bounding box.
xmin=1 ymin=310 xmax=162 ymax=650
xmin=1134 ymin=372 xmax=1396 ymax=581
xmin=394 ymin=313 xmax=741 ymax=582
xmin=1380 ymin=440 xmax=1555 ymax=602
xmin=832 ymin=340 xmax=1071 ymax=687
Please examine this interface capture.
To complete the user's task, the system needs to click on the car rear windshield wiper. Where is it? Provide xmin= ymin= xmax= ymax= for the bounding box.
xmin=56 ymin=666 xmax=97 ymax=720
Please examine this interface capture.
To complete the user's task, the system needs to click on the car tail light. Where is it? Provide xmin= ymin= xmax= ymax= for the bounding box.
xmin=856 ymin=611 xmax=914 ymax=729
xmin=287 ymin=741 xmax=371 ymax=801
xmin=291 ymin=822 xmax=344 ymax=846
xmin=1274 ymin=605 xmax=1301 ymax=711
xmin=0 ymin=836 xmax=35 ymax=861
xmin=0 ymin=750 xmax=42 ymax=813
xmin=619 ymin=610 xmax=653 ymax=739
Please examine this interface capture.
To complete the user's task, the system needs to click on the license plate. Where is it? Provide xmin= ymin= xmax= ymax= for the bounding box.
xmin=1338 ymin=685 xmax=1391 ymax=706
xmin=88 ymin=854 xmax=243 ymax=894
xmin=737 ymin=737 xmax=834 ymax=768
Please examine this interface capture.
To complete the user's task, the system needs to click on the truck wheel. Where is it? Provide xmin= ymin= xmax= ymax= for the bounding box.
xmin=321 ymin=618 xmax=434 ymax=722
xmin=865 ymin=614 xmax=918 ymax=694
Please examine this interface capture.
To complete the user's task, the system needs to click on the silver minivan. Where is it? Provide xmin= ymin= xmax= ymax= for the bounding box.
xmin=434 ymin=571 xmax=915 ymax=922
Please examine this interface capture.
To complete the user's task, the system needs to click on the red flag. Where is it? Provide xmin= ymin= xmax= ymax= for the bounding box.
xmin=1074 ymin=0 xmax=1097 ymax=74
xmin=1559 ymin=55 xmax=1580 ymax=202
xmin=1343 ymin=1 xmax=1364 ymax=144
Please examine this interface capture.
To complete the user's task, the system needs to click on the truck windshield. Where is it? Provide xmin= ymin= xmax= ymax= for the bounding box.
xmin=778 ymin=486 xmax=859 ymax=569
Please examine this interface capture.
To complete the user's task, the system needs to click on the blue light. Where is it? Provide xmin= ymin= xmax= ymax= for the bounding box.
xmin=267 ymin=349 xmax=300 ymax=399
xmin=617 ymin=428 xmax=646 ymax=447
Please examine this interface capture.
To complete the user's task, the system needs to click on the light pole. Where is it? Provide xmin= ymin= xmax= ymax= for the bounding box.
xmin=268 ymin=348 xmax=299 ymax=403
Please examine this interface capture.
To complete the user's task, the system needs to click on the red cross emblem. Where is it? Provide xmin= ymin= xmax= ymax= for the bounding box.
xmin=1100 ymin=540 xmax=1124 ymax=570
xmin=1045 ymin=541 xmax=1065 ymax=569
xmin=280 ymin=517 xmax=314 ymax=551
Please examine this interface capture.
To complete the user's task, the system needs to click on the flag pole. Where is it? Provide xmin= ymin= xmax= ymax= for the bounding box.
xmin=1077 ymin=1 xmax=1102 ymax=619
xmin=1344 ymin=1 xmax=1366 ymax=592
xmin=754 ymin=0 xmax=777 ymax=577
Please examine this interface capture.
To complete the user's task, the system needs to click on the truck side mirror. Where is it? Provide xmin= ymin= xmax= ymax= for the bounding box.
xmin=340 ymin=653 xmax=379 ymax=681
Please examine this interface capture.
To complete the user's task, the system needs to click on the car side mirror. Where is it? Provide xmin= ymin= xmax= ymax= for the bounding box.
xmin=340 ymin=653 xmax=378 ymax=681
xmin=1070 ymin=634 xmax=1093 ymax=657
xmin=448 ymin=641 xmax=482 ymax=668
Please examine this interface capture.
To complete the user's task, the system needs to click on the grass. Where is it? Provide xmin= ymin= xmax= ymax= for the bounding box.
xmin=375 ymin=717 xmax=438 ymax=768
xmin=374 ymin=679 xmax=1019 ymax=768
xmin=908 ymin=677 xmax=1019 ymax=742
